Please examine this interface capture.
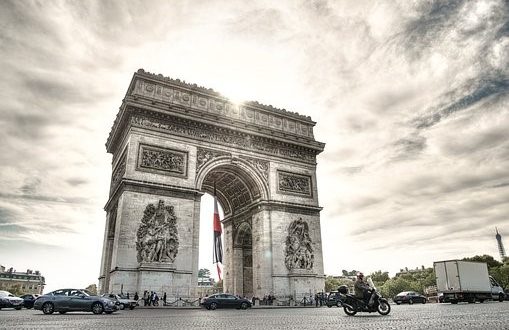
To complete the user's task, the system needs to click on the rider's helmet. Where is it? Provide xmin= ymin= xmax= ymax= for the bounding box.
xmin=338 ymin=285 xmax=348 ymax=294
xmin=356 ymin=272 xmax=364 ymax=279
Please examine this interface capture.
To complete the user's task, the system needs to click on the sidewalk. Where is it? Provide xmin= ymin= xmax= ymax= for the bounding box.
xmin=137 ymin=304 xmax=324 ymax=310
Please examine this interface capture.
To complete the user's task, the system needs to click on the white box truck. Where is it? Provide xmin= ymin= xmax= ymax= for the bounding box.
xmin=434 ymin=260 xmax=505 ymax=303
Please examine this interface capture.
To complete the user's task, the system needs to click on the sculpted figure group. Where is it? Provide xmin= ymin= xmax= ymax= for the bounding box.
xmin=284 ymin=218 xmax=314 ymax=270
xmin=136 ymin=200 xmax=179 ymax=263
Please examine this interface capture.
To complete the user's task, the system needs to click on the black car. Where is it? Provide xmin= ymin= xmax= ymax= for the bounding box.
xmin=201 ymin=293 xmax=251 ymax=310
xmin=326 ymin=291 xmax=343 ymax=307
xmin=19 ymin=294 xmax=40 ymax=309
xmin=393 ymin=291 xmax=427 ymax=304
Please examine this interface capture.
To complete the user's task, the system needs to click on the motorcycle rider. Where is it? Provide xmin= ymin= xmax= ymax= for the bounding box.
xmin=354 ymin=272 xmax=372 ymax=307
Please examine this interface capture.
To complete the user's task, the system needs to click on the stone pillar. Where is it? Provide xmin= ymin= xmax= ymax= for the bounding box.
xmin=232 ymin=247 xmax=244 ymax=296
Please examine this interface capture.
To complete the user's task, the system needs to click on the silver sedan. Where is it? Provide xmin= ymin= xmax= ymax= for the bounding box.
xmin=34 ymin=289 xmax=117 ymax=314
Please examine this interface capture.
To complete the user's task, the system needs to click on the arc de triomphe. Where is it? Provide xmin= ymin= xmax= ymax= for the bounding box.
xmin=98 ymin=69 xmax=325 ymax=300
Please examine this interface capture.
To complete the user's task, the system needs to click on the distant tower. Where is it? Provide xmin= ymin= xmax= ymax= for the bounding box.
xmin=495 ymin=227 xmax=506 ymax=260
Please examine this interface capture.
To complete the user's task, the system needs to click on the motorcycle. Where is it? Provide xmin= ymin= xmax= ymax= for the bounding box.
xmin=340 ymin=278 xmax=391 ymax=316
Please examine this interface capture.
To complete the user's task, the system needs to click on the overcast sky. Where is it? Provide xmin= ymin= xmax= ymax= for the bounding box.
xmin=0 ymin=0 xmax=508 ymax=293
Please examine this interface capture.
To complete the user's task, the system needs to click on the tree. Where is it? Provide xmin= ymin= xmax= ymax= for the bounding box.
xmin=198 ymin=268 xmax=211 ymax=278
xmin=85 ymin=284 xmax=97 ymax=295
xmin=463 ymin=255 xmax=502 ymax=269
xmin=369 ymin=270 xmax=389 ymax=287
xmin=325 ymin=276 xmax=340 ymax=292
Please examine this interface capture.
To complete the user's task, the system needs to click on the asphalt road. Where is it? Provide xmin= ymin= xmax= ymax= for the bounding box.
xmin=1 ymin=302 xmax=508 ymax=330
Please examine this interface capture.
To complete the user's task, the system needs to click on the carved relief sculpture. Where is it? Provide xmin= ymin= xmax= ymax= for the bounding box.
xmin=284 ymin=218 xmax=314 ymax=271
xmin=136 ymin=200 xmax=179 ymax=263
xmin=278 ymin=171 xmax=312 ymax=197
xmin=137 ymin=144 xmax=188 ymax=176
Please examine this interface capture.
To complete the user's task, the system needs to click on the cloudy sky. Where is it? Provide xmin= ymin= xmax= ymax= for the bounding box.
xmin=0 ymin=0 xmax=508 ymax=292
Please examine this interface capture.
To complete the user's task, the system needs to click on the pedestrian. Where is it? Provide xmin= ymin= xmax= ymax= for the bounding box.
xmin=252 ymin=296 xmax=256 ymax=306
xmin=127 ymin=292 xmax=130 ymax=299
xmin=315 ymin=293 xmax=319 ymax=307
xmin=143 ymin=291 xmax=148 ymax=306
xmin=134 ymin=292 xmax=139 ymax=305
xmin=154 ymin=292 xmax=159 ymax=306
xmin=163 ymin=292 xmax=167 ymax=306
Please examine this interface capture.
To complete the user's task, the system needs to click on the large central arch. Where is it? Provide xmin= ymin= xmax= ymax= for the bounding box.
xmin=98 ymin=69 xmax=325 ymax=301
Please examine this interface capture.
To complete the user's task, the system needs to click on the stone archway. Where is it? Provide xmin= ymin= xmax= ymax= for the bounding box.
xmin=98 ymin=69 xmax=325 ymax=301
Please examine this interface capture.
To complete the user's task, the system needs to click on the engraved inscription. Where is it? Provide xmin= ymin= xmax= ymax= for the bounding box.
xmin=278 ymin=171 xmax=312 ymax=197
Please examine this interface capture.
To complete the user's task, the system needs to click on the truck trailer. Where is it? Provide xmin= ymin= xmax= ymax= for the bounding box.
xmin=434 ymin=260 xmax=505 ymax=304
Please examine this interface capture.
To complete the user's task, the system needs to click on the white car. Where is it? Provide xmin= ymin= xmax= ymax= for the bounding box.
xmin=101 ymin=294 xmax=137 ymax=310
xmin=0 ymin=290 xmax=24 ymax=310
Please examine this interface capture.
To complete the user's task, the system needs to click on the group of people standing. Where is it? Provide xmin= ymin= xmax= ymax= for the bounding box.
xmin=141 ymin=290 xmax=167 ymax=306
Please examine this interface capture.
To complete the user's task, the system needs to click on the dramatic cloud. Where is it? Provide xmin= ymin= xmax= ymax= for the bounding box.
xmin=0 ymin=0 xmax=507 ymax=290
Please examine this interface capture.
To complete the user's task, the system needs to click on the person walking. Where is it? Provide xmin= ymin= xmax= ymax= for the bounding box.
xmin=143 ymin=291 xmax=148 ymax=306
xmin=134 ymin=292 xmax=139 ymax=305
xmin=163 ymin=292 xmax=167 ymax=306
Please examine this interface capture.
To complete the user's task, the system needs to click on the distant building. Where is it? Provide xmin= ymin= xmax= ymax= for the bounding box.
xmin=0 ymin=266 xmax=45 ymax=295
xmin=196 ymin=276 xmax=218 ymax=297
xmin=496 ymin=227 xmax=506 ymax=260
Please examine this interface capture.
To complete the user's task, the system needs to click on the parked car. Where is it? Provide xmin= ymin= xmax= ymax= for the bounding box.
xmin=33 ymin=288 xmax=118 ymax=314
xmin=201 ymin=293 xmax=251 ymax=310
xmin=101 ymin=293 xmax=137 ymax=310
xmin=19 ymin=294 xmax=40 ymax=309
xmin=0 ymin=291 xmax=24 ymax=310
xmin=393 ymin=291 xmax=427 ymax=305
xmin=325 ymin=291 xmax=343 ymax=307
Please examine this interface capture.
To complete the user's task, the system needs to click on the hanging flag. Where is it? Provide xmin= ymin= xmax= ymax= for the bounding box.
xmin=213 ymin=184 xmax=223 ymax=281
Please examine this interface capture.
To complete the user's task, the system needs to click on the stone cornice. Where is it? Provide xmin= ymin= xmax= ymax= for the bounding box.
xmin=106 ymin=70 xmax=326 ymax=153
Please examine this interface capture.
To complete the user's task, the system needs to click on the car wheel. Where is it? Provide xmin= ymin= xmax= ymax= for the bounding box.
xmin=240 ymin=302 xmax=248 ymax=310
xmin=422 ymin=298 xmax=426 ymax=304
xmin=92 ymin=302 xmax=104 ymax=315
xmin=105 ymin=311 xmax=113 ymax=314
xmin=327 ymin=305 xmax=332 ymax=308
xmin=210 ymin=302 xmax=217 ymax=310
xmin=499 ymin=294 xmax=504 ymax=302
xmin=59 ymin=311 xmax=66 ymax=314
xmin=336 ymin=301 xmax=342 ymax=307
xmin=343 ymin=306 xmax=357 ymax=316
xmin=119 ymin=303 xmax=125 ymax=310
xmin=396 ymin=301 xmax=401 ymax=305
xmin=206 ymin=305 xmax=211 ymax=310
xmin=129 ymin=305 xmax=135 ymax=310
xmin=42 ymin=302 xmax=54 ymax=315
xmin=15 ymin=307 xmax=22 ymax=310
xmin=408 ymin=299 xmax=414 ymax=305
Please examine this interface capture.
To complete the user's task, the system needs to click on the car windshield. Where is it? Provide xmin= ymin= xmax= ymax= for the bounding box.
xmin=0 ymin=292 xmax=12 ymax=297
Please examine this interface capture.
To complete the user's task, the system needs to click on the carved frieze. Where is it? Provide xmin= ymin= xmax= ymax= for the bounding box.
xmin=284 ymin=218 xmax=314 ymax=271
xmin=130 ymin=114 xmax=317 ymax=164
xmin=136 ymin=200 xmax=179 ymax=263
xmin=137 ymin=144 xmax=188 ymax=177
xmin=278 ymin=171 xmax=312 ymax=197
xmin=131 ymin=75 xmax=315 ymax=139
xmin=196 ymin=147 xmax=230 ymax=173
xmin=241 ymin=156 xmax=269 ymax=181
xmin=110 ymin=149 xmax=126 ymax=195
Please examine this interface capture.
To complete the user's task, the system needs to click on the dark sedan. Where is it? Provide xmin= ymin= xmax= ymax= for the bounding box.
xmin=393 ymin=291 xmax=427 ymax=304
xmin=326 ymin=291 xmax=343 ymax=307
xmin=201 ymin=293 xmax=251 ymax=310
xmin=20 ymin=294 xmax=40 ymax=309
xmin=33 ymin=288 xmax=118 ymax=314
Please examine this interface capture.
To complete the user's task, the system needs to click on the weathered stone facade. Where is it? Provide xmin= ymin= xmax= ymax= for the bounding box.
xmin=99 ymin=69 xmax=325 ymax=300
